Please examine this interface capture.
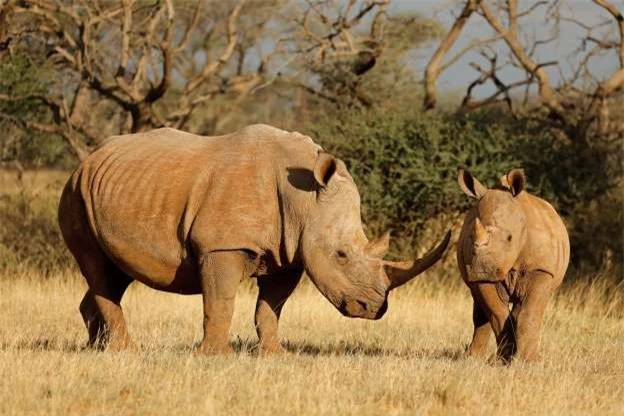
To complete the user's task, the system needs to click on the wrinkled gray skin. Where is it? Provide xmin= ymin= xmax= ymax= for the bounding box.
xmin=457 ymin=169 xmax=569 ymax=362
xmin=58 ymin=125 xmax=450 ymax=354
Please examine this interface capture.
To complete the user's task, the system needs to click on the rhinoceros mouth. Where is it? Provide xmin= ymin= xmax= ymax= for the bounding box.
xmin=338 ymin=297 xmax=388 ymax=320
xmin=467 ymin=266 xmax=507 ymax=282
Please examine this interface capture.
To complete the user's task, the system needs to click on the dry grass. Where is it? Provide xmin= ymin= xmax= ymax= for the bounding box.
xmin=0 ymin=272 xmax=622 ymax=416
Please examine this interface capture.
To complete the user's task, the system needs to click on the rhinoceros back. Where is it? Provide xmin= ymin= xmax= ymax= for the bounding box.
xmin=63 ymin=125 xmax=320 ymax=288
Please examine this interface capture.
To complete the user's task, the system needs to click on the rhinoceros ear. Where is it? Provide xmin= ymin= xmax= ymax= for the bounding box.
xmin=506 ymin=168 xmax=526 ymax=197
xmin=499 ymin=174 xmax=510 ymax=188
xmin=313 ymin=152 xmax=338 ymax=188
xmin=458 ymin=169 xmax=487 ymax=199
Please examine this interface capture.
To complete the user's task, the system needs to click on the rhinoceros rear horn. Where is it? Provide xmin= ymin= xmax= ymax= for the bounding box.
xmin=366 ymin=231 xmax=390 ymax=258
xmin=384 ymin=231 xmax=451 ymax=290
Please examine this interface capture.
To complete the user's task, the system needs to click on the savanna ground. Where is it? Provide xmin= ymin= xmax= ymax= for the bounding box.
xmin=1 ymin=171 xmax=623 ymax=416
xmin=1 ymin=272 xmax=622 ymax=416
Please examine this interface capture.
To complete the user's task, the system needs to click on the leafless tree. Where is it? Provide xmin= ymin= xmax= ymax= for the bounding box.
xmin=0 ymin=0 xmax=406 ymax=160
xmin=424 ymin=0 xmax=624 ymax=142
xmin=258 ymin=0 xmax=393 ymax=107
xmin=0 ymin=0 xmax=279 ymax=159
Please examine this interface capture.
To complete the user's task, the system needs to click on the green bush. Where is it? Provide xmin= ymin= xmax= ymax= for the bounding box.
xmin=306 ymin=106 xmax=524 ymax=235
xmin=0 ymin=54 xmax=75 ymax=168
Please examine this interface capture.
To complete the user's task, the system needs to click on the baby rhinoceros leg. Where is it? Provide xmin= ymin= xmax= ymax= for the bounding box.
xmin=466 ymin=290 xmax=492 ymax=358
xmin=254 ymin=270 xmax=303 ymax=354
xmin=511 ymin=271 xmax=554 ymax=362
xmin=470 ymin=282 xmax=516 ymax=362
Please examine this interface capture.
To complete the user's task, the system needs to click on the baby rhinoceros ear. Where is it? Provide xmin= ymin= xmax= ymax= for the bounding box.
xmin=506 ymin=168 xmax=526 ymax=197
xmin=458 ymin=169 xmax=487 ymax=199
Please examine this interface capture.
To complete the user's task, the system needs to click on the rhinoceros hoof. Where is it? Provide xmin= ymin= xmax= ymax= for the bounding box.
xmin=105 ymin=339 xmax=138 ymax=353
xmin=257 ymin=342 xmax=288 ymax=355
xmin=197 ymin=342 xmax=235 ymax=355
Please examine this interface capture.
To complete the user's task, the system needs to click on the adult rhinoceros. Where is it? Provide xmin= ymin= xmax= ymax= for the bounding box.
xmin=58 ymin=124 xmax=450 ymax=354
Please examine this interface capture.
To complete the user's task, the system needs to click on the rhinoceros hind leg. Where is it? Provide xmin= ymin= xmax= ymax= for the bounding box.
xmin=198 ymin=250 xmax=253 ymax=354
xmin=79 ymin=290 xmax=106 ymax=348
xmin=466 ymin=293 xmax=491 ymax=358
xmin=60 ymin=187 xmax=134 ymax=350
xmin=254 ymin=269 xmax=303 ymax=354
xmin=79 ymin=262 xmax=134 ymax=351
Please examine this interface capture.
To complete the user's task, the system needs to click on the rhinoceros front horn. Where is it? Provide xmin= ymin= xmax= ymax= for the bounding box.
xmin=384 ymin=231 xmax=451 ymax=290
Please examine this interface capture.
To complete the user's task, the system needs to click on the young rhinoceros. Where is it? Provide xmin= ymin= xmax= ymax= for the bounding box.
xmin=58 ymin=124 xmax=450 ymax=354
xmin=456 ymin=169 xmax=569 ymax=362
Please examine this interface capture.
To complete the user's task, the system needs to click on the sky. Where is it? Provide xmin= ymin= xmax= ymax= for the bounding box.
xmin=389 ymin=0 xmax=623 ymax=98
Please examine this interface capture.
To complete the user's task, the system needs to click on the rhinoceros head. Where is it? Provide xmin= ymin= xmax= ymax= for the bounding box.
xmin=458 ymin=169 xmax=528 ymax=281
xmin=300 ymin=152 xmax=451 ymax=320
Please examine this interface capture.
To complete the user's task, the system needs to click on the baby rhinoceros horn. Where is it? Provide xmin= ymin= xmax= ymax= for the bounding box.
xmin=384 ymin=231 xmax=452 ymax=290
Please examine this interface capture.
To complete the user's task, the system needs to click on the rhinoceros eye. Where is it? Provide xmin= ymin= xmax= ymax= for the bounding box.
xmin=507 ymin=234 xmax=512 ymax=242
xmin=335 ymin=250 xmax=349 ymax=264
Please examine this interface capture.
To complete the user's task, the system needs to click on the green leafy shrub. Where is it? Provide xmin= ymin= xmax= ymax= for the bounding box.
xmin=306 ymin=106 xmax=524 ymax=237
xmin=0 ymin=54 xmax=74 ymax=168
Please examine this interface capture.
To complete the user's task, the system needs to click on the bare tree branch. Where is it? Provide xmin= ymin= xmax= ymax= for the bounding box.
xmin=424 ymin=0 xmax=624 ymax=143
xmin=593 ymin=0 xmax=624 ymax=67
xmin=479 ymin=0 xmax=567 ymax=121
xmin=1 ymin=0 xmax=281 ymax=149
xmin=186 ymin=1 xmax=246 ymax=94
xmin=424 ymin=0 xmax=481 ymax=109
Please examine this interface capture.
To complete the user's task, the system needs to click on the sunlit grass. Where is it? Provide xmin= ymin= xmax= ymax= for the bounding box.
xmin=1 ymin=272 xmax=622 ymax=416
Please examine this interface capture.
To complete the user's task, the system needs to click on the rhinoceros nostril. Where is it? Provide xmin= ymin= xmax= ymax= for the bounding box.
xmin=374 ymin=299 xmax=388 ymax=320
xmin=357 ymin=300 xmax=368 ymax=312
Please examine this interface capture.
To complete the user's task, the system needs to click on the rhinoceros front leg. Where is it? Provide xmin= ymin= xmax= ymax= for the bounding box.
xmin=198 ymin=250 xmax=250 ymax=354
xmin=466 ymin=290 xmax=491 ymax=358
xmin=471 ymin=282 xmax=516 ymax=362
xmin=511 ymin=271 xmax=554 ymax=362
xmin=254 ymin=270 xmax=303 ymax=354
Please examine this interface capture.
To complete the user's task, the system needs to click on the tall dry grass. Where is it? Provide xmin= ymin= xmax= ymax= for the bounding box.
xmin=0 ymin=271 xmax=622 ymax=416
